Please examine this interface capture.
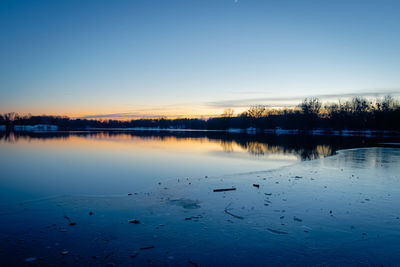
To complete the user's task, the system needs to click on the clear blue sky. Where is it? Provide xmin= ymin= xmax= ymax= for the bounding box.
xmin=1 ymin=0 xmax=399 ymax=118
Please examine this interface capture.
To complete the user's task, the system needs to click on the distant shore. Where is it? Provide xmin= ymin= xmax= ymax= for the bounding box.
xmin=1 ymin=125 xmax=400 ymax=138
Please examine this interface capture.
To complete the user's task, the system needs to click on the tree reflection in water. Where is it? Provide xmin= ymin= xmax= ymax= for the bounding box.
xmin=0 ymin=130 xmax=398 ymax=161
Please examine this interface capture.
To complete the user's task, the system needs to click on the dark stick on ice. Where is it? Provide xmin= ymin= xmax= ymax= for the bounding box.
xmin=267 ymin=228 xmax=288 ymax=234
xmin=139 ymin=245 xmax=154 ymax=250
xmin=213 ymin=188 xmax=236 ymax=192
xmin=293 ymin=216 xmax=303 ymax=222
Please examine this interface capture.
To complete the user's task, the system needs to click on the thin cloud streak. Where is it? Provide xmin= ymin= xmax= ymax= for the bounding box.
xmin=80 ymin=113 xmax=217 ymax=119
xmin=207 ymin=89 xmax=400 ymax=108
xmin=81 ymin=113 xmax=162 ymax=119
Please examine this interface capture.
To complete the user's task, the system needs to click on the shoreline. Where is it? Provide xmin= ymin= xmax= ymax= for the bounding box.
xmin=2 ymin=126 xmax=400 ymax=137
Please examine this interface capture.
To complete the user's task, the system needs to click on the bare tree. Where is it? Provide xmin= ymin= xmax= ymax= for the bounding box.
xmin=247 ymin=105 xmax=266 ymax=118
xmin=351 ymin=97 xmax=370 ymax=114
xmin=377 ymin=95 xmax=396 ymax=111
xmin=299 ymin=98 xmax=321 ymax=115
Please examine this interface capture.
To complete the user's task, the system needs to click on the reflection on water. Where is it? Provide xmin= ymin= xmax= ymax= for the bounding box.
xmin=0 ymin=130 xmax=399 ymax=202
xmin=1 ymin=130 xmax=397 ymax=160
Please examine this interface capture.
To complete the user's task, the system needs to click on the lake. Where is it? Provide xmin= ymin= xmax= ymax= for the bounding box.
xmin=0 ymin=130 xmax=399 ymax=266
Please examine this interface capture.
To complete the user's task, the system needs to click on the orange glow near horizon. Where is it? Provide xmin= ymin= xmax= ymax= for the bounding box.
xmin=3 ymin=105 xmax=249 ymax=120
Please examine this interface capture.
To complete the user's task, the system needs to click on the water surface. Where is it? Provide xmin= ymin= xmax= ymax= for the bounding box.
xmin=0 ymin=131 xmax=341 ymax=202
xmin=1 ymin=131 xmax=399 ymax=266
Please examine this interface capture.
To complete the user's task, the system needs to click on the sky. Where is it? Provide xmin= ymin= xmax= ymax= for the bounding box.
xmin=1 ymin=0 xmax=400 ymax=118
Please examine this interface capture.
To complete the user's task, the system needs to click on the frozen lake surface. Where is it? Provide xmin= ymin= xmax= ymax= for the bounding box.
xmin=0 ymin=131 xmax=399 ymax=266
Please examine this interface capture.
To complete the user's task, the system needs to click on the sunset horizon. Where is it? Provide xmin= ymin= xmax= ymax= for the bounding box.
xmin=3 ymin=90 xmax=400 ymax=120
xmin=2 ymin=1 xmax=400 ymax=119
xmin=1 ymin=1 xmax=400 ymax=266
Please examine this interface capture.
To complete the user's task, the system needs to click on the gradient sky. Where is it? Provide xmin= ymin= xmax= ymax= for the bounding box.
xmin=1 ymin=0 xmax=400 ymax=118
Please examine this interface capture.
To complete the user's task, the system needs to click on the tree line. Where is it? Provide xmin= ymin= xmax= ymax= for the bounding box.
xmin=1 ymin=96 xmax=399 ymax=131
xmin=208 ymin=96 xmax=400 ymax=131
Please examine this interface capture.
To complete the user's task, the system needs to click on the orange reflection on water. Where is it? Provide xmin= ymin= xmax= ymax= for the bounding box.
xmin=1 ymin=132 xmax=332 ymax=161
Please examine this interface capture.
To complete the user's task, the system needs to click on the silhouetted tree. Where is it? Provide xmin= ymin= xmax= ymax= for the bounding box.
xmin=247 ymin=105 xmax=266 ymax=118
xmin=299 ymin=98 xmax=321 ymax=129
xmin=300 ymin=98 xmax=321 ymax=115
